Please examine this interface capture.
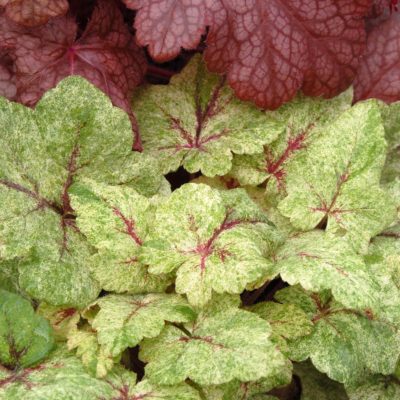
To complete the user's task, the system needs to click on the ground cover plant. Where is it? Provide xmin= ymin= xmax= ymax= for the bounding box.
xmin=0 ymin=0 xmax=400 ymax=399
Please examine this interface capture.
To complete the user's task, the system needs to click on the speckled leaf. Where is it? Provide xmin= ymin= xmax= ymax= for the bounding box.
xmin=70 ymin=180 xmax=172 ymax=294
xmin=294 ymin=361 xmax=348 ymax=400
xmin=134 ymin=55 xmax=284 ymax=177
xmin=141 ymin=183 xmax=281 ymax=306
xmin=36 ymin=303 xmax=79 ymax=342
xmin=275 ymin=286 xmax=400 ymax=384
xmin=0 ymin=347 xmax=134 ymax=399
xmin=84 ymin=293 xmax=195 ymax=361
xmin=0 ymin=290 xmax=54 ymax=368
xmin=278 ymin=101 xmax=396 ymax=252
xmin=231 ymin=90 xmax=352 ymax=190
xmin=380 ymin=101 xmax=400 ymax=184
xmin=346 ymin=375 xmax=400 ymax=400
xmin=274 ymin=231 xmax=383 ymax=314
xmin=0 ymin=259 xmax=21 ymax=294
xmin=140 ymin=307 xmax=288 ymax=386
xmin=248 ymin=301 xmax=313 ymax=350
xmin=0 ymin=76 xmax=164 ymax=306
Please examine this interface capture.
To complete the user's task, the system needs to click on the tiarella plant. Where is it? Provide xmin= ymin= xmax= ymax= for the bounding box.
xmin=0 ymin=1 xmax=400 ymax=399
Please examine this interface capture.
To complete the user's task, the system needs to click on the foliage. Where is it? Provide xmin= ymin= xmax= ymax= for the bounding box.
xmin=1 ymin=2 xmax=400 ymax=397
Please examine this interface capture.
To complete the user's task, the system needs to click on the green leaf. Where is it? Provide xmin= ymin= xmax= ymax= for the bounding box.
xmin=231 ymin=89 xmax=352 ymax=188
xmin=70 ymin=180 xmax=172 ymax=294
xmin=0 ymin=290 xmax=54 ymax=368
xmin=134 ymin=55 xmax=284 ymax=177
xmin=275 ymin=286 xmax=400 ymax=384
xmin=85 ymin=293 xmax=195 ymax=359
xmin=140 ymin=307 xmax=288 ymax=386
xmin=346 ymin=375 xmax=400 ymax=400
xmin=0 ymin=259 xmax=22 ymax=295
xmin=294 ymin=361 xmax=348 ymax=400
xmin=274 ymin=231 xmax=383 ymax=314
xmin=141 ymin=183 xmax=281 ymax=306
xmin=131 ymin=380 xmax=202 ymax=400
xmin=0 ymin=76 xmax=164 ymax=306
xmin=278 ymin=101 xmax=396 ymax=252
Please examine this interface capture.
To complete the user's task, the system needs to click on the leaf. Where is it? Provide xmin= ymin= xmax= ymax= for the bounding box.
xmin=274 ymin=231 xmax=384 ymax=314
xmin=275 ymin=286 xmax=400 ymax=384
xmin=248 ymin=301 xmax=313 ymax=350
xmin=354 ymin=13 xmax=400 ymax=104
xmin=278 ymin=100 xmax=397 ymax=252
xmin=294 ymin=361 xmax=348 ymax=400
xmin=128 ymin=0 xmax=370 ymax=109
xmin=346 ymin=375 xmax=400 ymax=400
xmin=230 ymin=90 xmax=352 ymax=190
xmin=0 ymin=0 xmax=68 ymax=26
xmin=0 ymin=289 xmax=54 ymax=368
xmin=140 ymin=307 xmax=288 ymax=386
xmin=0 ymin=0 xmax=146 ymax=148
xmin=82 ymin=293 xmax=195 ymax=362
xmin=0 ymin=51 xmax=16 ymax=100
xmin=70 ymin=180 xmax=172 ymax=294
xmin=141 ymin=183 xmax=281 ymax=306
xmin=0 ymin=76 xmax=163 ymax=306
xmin=0 ymin=346 xmax=136 ymax=399
xmin=0 ymin=259 xmax=22 ymax=294
xmin=129 ymin=380 xmax=202 ymax=400
xmin=134 ymin=55 xmax=284 ymax=177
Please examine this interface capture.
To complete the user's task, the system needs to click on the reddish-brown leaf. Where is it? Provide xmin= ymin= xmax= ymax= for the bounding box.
xmin=354 ymin=13 xmax=400 ymax=103
xmin=0 ymin=0 xmax=68 ymax=27
xmin=124 ymin=0 xmax=207 ymax=62
xmin=128 ymin=0 xmax=371 ymax=109
xmin=0 ymin=0 xmax=147 ymax=149
xmin=0 ymin=51 xmax=16 ymax=99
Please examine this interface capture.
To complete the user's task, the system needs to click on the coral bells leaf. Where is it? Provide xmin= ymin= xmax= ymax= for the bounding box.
xmin=0 ymin=0 xmax=147 ymax=149
xmin=354 ymin=13 xmax=400 ymax=103
xmin=128 ymin=0 xmax=370 ymax=109
xmin=0 ymin=52 xmax=16 ymax=100
xmin=0 ymin=0 xmax=68 ymax=27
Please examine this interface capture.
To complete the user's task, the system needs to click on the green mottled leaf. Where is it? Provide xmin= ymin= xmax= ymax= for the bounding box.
xmin=36 ymin=303 xmax=79 ymax=342
xmin=0 ymin=259 xmax=21 ymax=294
xmin=0 ymin=76 xmax=164 ymax=306
xmin=346 ymin=375 xmax=400 ymax=400
xmin=278 ymin=101 xmax=396 ymax=252
xmin=140 ymin=307 xmax=288 ymax=386
xmin=275 ymin=286 xmax=400 ymax=384
xmin=274 ymin=231 xmax=383 ymax=314
xmin=248 ymin=301 xmax=313 ymax=351
xmin=86 ymin=293 xmax=195 ymax=358
xmin=295 ymin=361 xmax=348 ymax=400
xmin=70 ymin=180 xmax=172 ymax=294
xmin=0 ymin=290 xmax=54 ymax=368
xmin=141 ymin=183 xmax=281 ymax=306
xmin=130 ymin=380 xmax=201 ymax=400
xmin=231 ymin=90 xmax=352 ymax=189
xmin=134 ymin=55 xmax=284 ymax=177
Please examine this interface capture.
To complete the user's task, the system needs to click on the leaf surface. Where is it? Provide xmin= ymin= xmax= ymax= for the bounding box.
xmin=140 ymin=307 xmax=288 ymax=386
xmin=0 ymin=290 xmax=54 ymax=368
xmin=278 ymin=101 xmax=396 ymax=252
xmin=346 ymin=375 xmax=400 ymax=400
xmin=135 ymin=55 xmax=283 ymax=177
xmin=141 ymin=183 xmax=281 ymax=306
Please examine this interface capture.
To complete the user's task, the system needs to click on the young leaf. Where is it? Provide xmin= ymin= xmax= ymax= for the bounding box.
xmin=294 ymin=361 xmax=348 ymax=400
xmin=0 ymin=290 xmax=54 ymax=368
xmin=275 ymin=286 xmax=400 ymax=384
xmin=134 ymin=55 xmax=284 ymax=177
xmin=274 ymin=231 xmax=384 ymax=314
xmin=278 ymin=100 xmax=396 ymax=252
xmin=0 ymin=76 xmax=161 ymax=306
xmin=141 ymin=183 xmax=281 ymax=306
xmin=70 ymin=180 xmax=172 ymax=294
xmin=128 ymin=0 xmax=370 ymax=109
xmin=354 ymin=13 xmax=400 ymax=104
xmin=140 ymin=307 xmax=288 ymax=386
xmin=83 ymin=293 xmax=195 ymax=360
xmin=346 ymin=375 xmax=400 ymax=400
xmin=0 ymin=0 xmax=146 ymax=147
